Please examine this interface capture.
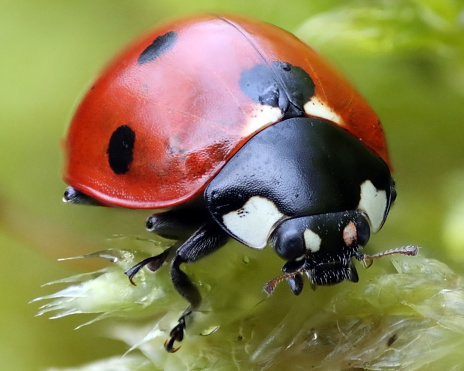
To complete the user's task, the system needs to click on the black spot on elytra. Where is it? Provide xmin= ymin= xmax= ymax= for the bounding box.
xmin=138 ymin=31 xmax=178 ymax=64
xmin=107 ymin=125 xmax=135 ymax=175
xmin=239 ymin=61 xmax=315 ymax=118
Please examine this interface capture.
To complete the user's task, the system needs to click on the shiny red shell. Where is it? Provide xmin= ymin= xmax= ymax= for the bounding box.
xmin=64 ymin=14 xmax=390 ymax=209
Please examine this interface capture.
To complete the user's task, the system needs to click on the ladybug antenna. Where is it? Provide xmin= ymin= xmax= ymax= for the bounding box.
xmin=265 ymin=246 xmax=419 ymax=295
xmin=359 ymin=245 xmax=419 ymax=268
xmin=263 ymin=267 xmax=304 ymax=295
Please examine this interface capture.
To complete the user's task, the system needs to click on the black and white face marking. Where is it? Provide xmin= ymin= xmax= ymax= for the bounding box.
xmin=358 ymin=180 xmax=388 ymax=232
xmin=303 ymin=228 xmax=322 ymax=253
xmin=270 ymin=210 xmax=370 ymax=287
xmin=270 ymin=211 xmax=370 ymax=260
xmin=222 ymin=195 xmax=285 ymax=249
xmin=205 ymin=117 xmax=394 ymax=250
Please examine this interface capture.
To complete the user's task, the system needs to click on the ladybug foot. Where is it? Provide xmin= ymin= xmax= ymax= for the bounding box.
xmin=164 ymin=306 xmax=192 ymax=352
xmin=125 ymin=248 xmax=171 ymax=285
xmin=164 ymin=323 xmax=184 ymax=353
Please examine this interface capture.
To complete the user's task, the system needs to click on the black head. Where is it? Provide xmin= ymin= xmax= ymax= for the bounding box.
xmin=267 ymin=210 xmax=370 ymax=293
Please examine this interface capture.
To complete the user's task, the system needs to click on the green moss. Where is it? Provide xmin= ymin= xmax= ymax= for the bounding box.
xmin=36 ymin=239 xmax=464 ymax=370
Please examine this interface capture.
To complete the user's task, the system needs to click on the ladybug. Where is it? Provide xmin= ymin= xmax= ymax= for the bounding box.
xmin=62 ymin=14 xmax=415 ymax=352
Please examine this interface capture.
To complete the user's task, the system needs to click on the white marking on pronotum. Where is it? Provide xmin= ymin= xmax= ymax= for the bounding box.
xmin=242 ymin=104 xmax=283 ymax=136
xmin=358 ymin=180 xmax=387 ymax=233
xmin=303 ymin=97 xmax=343 ymax=126
xmin=222 ymin=196 xmax=284 ymax=249
xmin=303 ymin=228 xmax=322 ymax=252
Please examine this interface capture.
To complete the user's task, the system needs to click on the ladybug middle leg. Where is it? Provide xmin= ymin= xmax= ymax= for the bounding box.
xmin=125 ymin=207 xmax=209 ymax=282
xmin=125 ymin=208 xmax=229 ymax=352
xmin=166 ymin=220 xmax=228 ymax=352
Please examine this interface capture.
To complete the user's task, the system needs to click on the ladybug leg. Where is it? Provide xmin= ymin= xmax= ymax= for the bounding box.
xmin=125 ymin=208 xmax=208 ymax=284
xmin=282 ymin=261 xmax=305 ymax=295
xmin=166 ymin=220 xmax=228 ymax=352
xmin=171 ymin=221 xmax=229 ymax=306
xmin=125 ymin=247 xmax=173 ymax=285
xmin=146 ymin=208 xmax=208 ymax=240
xmin=164 ymin=306 xmax=191 ymax=353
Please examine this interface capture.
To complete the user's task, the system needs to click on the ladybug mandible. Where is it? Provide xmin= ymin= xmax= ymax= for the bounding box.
xmin=62 ymin=14 xmax=414 ymax=352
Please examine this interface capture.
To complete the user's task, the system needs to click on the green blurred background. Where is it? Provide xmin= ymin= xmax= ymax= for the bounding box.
xmin=1 ymin=0 xmax=463 ymax=369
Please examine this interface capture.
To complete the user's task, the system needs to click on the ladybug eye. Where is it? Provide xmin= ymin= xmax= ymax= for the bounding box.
xmin=271 ymin=225 xmax=306 ymax=261
xmin=355 ymin=218 xmax=370 ymax=247
xmin=106 ymin=125 xmax=136 ymax=175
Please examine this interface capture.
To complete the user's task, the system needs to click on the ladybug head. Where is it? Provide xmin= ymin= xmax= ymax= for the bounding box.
xmin=268 ymin=210 xmax=371 ymax=293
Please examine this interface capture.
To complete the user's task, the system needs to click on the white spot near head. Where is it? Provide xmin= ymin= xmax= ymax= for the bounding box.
xmin=303 ymin=97 xmax=344 ymax=126
xmin=304 ymin=228 xmax=321 ymax=252
xmin=342 ymin=221 xmax=357 ymax=247
xmin=358 ymin=180 xmax=387 ymax=232
xmin=222 ymin=196 xmax=285 ymax=249
xmin=242 ymin=104 xmax=283 ymax=136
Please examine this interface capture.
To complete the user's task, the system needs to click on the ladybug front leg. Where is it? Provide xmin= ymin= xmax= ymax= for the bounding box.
xmin=125 ymin=247 xmax=174 ymax=285
xmin=166 ymin=221 xmax=229 ymax=352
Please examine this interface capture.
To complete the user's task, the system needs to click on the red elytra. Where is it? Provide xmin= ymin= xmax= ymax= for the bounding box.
xmin=63 ymin=14 xmax=389 ymax=209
